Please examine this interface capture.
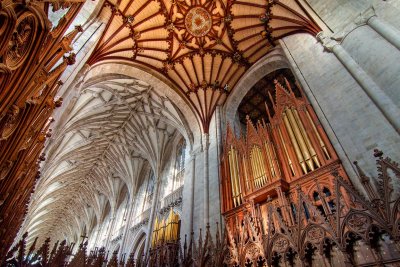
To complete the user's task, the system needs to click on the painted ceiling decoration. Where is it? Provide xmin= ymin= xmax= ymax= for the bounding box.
xmin=87 ymin=0 xmax=320 ymax=132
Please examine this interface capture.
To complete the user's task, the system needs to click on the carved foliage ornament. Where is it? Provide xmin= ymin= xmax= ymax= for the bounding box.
xmin=5 ymin=12 xmax=37 ymax=70
xmin=346 ymin=213 xmax=371 ymax=234
xmin=1 ymin=105 xmax=22 ymax=140
xmin=244 ymin=242 xmax=262 ymax=261
xmin=306 ymin=227 xmax=325 ymax=244
xmin=273 ymin=237 xmax=289 ymax=253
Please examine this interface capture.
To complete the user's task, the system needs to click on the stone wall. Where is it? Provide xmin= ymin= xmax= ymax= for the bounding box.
xmin=305 ymin=0 xmax=400 ymax=32
xmin=280 ymin=31 xmax=400 ymax=183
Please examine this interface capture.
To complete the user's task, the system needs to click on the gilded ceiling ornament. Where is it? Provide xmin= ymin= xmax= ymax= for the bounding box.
xmin=185 ymin=7 xmax=212 ymax=37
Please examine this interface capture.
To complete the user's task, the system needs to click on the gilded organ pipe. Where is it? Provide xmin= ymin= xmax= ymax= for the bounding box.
xmin=251 ymin=146 xmax=268 ymax=188
xmin=232 ymin=147 xmax=242 ymax=205
xmin=151 ymin=210 xmax=180 ymax=247
xmin=233 ymin=148 xmax=240 ymax=205
xmin=264 ymin=141 xmax=276 ymax=179
xmin=282 ymin=112 xmax=307 ymax=174
xmin=252 ymin=148 xmax=261 ymax=188
xmin=152 ymin=218 xmax=159 ymax=248
xmin=250 ymin=149 xmax=257 ymax=188
xmin=285 ymin=107 xmax=314 ymax=172
xmin=234 ymin=150 xmax=243 ymax=204
xmin=253 ymin=148 xmax=260 ymax=188
xmin=228 ymin=147 xmax=242 ymax=206
xmin=270 ymin=141 xmax=281 ymax=177
xmin=260 ymin=150 xmax=267 ymax=185
xmin=260 ymin=149 xmax=267 ymax=185
xmin=165 ymin=217 xmax=170 ymax=242
xmin=228 ymin=149 xmax=237 ymax=207
xmin=243 ymin=156 xmax=250 ymax=192
xmin=293 ymin=108 xmax=321 ymax=168
xmin=278 ymin=127 xmax=295 ymax=176
xmin=251 ymin=158 xmax=257 ymax=188
xmin=306 ymin=109 xmax=331 ymax=159
xmin=159 ymin=219 xmax=166 ymax=244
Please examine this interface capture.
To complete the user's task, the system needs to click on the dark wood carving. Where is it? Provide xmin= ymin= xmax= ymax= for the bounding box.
xmin=0 ymin=0 xmax=84 ymax=262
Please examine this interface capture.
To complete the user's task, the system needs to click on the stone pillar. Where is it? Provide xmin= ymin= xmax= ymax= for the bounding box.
xmin=355 ymin=6 xmax=400 ymax=51
xmin=317 ymin=32 xmax=400 ymax=134
xmin=93 ymin=224 xmax=102 ymax=248
xmin=189 ymin=152 xmax=196 ymax=240
xmin=144 ymin=174 xmax=161 ymax=254
xmin=119 ymin=199 xmax=135 ymax=257
xmin=215 ymin=106 xmax=223 ymax=229
xmin=105 ymin=215 xmax=117 ymax=249
xmin=203 ymin=133 xmax=210 ymax=226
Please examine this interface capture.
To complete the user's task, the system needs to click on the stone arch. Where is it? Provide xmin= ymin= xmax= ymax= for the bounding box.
xmin=223 ymin=47 xmax=290 ymax=127
xmin=129 ymin=229 xmax=147 ymax=260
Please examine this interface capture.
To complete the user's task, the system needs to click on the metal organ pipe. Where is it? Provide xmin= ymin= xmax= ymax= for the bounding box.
xmin=255 ymin=148 xmax=262 ymax=188
xmin=242 ymin=156 xmax=250 ymax=192
xmin=232 ymin=149 xmax=239 ymax=205
xmin=228 ymin=149 xmax=236 ymax=207
xmin=285 ymin=107 xmax=314 ymax=172
xmin=253 ymin=148 xmax=260 ymax=188
xmin=282 ymin=112 xmax=307 ymax=174
xmin=264 ymin=141 xmax=276 ymax=179
xmin=228 ymin=147 xmax=242 ymax=207
xmin=293 ymin=108 xmax=321 ymax=168
xmin=234 ymin=150 xmax=243 ymax=204
xmin=278 ymin=127 xmax=295 ymax=176
xmin=306 ymin=109 xmax=331 ymax=160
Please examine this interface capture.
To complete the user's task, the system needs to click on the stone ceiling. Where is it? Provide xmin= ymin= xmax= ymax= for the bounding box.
xmin=88 ymin=0 xmax=320 ymax=132
xmin=21 ymin=0 xmax=320 ymax=245
xmin=24 ymin=76 xmax=190 ymax=244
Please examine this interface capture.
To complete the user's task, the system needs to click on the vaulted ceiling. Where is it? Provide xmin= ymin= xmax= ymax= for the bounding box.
xmin=24 ymin=75 xmax=190 ymax=244
xmin=22 ymin=0 xmax=321 ymax=245
xmin=88 ymin=0 xmax=320 ymax=131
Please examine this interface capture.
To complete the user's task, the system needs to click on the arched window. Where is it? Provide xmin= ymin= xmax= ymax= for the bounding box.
xmin=173 ymin=139 xmax=186 ymax=190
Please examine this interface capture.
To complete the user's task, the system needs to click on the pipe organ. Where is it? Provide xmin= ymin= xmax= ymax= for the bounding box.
xmin=151 ymin=209 xmax=180 ymax=248
xmin=221 ymin=78 xmax=349 ymax=229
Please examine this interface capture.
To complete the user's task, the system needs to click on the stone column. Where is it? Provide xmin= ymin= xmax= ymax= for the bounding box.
xmin=189 ymin=152 xmax=196 ymax=240
xmin=143 ymin=174 xmax=161 ymax=254
xmin=119 ymin=199 xmax=135 ymax=257
xmin=355 ymin=6 xmax=400 ymax=51
xmin=317 ymin=32 xmax=400 ymax=134
xmin=105 ymin=215 xmax=117 ymax=249
xmin=93 ymin=224 xmax=102 ymax=248
xmin=215 ymin=106 xmax=223 ymax=230
xmin=203 ymin=133 xmax=210 ymax=226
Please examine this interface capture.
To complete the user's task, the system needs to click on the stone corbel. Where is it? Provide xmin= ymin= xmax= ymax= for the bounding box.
xmin=354 ymin=6 xmax=376 ymax=26
xmin=316 ymin=31 xmax=339 ymax=52
xmin=322 ymin=6 xmax=377 ymax=45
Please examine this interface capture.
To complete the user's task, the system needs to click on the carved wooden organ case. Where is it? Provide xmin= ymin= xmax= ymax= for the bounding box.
xmin=221 ymin=78 xmax=349 ymax=242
